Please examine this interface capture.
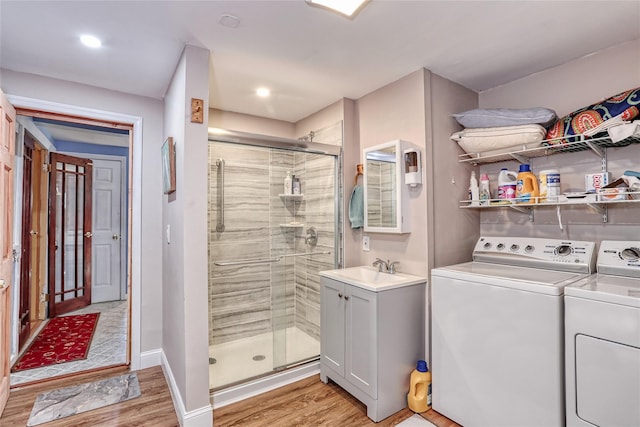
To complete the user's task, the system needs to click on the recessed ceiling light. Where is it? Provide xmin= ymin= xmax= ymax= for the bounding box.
xmin=306 ymin=0 xmax=370 ymax=17
xmin=256 ymin=88 xmax=271 ymax=98
xmin=80 ymin=34 xmax=102 ymax=48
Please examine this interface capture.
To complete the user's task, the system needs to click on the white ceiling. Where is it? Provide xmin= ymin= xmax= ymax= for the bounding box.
xmin=1 ymin=1 xmax=639 ymax=125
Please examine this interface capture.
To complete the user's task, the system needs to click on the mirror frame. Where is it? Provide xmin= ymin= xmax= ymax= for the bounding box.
xmin=363 ymin=139 xmax=410 ymax=234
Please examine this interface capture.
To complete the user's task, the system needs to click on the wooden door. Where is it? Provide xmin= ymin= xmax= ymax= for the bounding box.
xmin=0 ymin=89 xmax=16 ymax=415
xmin=18 ymin=132 xmax=35 ymax=348
xmin=48 ymin=153 xmax=93 ymax=317
xmin=91 ymin=158 xmax=123 ymax=303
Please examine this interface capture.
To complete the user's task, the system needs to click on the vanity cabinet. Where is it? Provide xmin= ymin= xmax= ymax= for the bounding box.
xmin=319 ymin=275 xmax=425 ymax=422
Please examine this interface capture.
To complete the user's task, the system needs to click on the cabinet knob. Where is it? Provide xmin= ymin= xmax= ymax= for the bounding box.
xmin=344 ymin=295 xmax=349 ymax=301
xmin=338 ymin=293 xmax=343 ymax=299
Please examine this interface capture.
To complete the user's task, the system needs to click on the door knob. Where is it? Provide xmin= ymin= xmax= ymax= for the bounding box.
xmin=112 ymin=234 xmax=120 ymax=240
xmin=84 ymin=232 xmax=93 ymax=238
xmin=0 ymin=279 xmax=6 ymax=289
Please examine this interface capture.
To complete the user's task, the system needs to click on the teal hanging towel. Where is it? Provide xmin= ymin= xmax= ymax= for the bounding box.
xmin=349 ymin=185 xmax=364 ymax=229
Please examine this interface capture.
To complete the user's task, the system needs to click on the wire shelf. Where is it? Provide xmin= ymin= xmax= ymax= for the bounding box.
xmin=458 ymin=133 xmax=640 ymax=165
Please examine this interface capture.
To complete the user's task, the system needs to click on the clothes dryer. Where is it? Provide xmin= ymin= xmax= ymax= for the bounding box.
xmin=565 ymin=240 xmax=640 ymax=427
xmin=431 ymin=236 xmax=596 ymax=427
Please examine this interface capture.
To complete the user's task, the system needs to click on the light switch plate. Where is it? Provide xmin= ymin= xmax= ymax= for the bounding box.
xmin=191 ymin=98 xmax=204 ymax=123
xmin=362 ymin=235 xmax=370 ymax=251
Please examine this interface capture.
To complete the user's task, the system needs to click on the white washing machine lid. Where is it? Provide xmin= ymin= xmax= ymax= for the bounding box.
xmin=565 ymin=274 xmax=640 ymax=308
xmin=431 ymin=262 xmax=588 ymax=295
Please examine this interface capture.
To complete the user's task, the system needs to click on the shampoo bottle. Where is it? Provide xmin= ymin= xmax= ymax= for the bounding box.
xmin=293 ymin=177 xmax=301 ymax=195
xmin=284 ymin=171 xmax=292 ymax=195
xmin=469 ymin=171 xmax=479 ymax=206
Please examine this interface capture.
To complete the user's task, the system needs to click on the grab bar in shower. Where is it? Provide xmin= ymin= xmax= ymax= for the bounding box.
xmin=213 ymin=256 xmax=280 ymax=267
xmin=216 ymin=158 xmax=225 ymax=232
xmin=214 ymin=251 xmax=331 ymax=267
xmin=281 ymin=251 xmax=331 ymax=258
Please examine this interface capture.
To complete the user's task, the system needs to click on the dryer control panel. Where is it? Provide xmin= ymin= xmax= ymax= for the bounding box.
xmin=473 ymin=236 xmax=597 ymax=274
xmin=597 ymin=241 xmax=640 ymax=278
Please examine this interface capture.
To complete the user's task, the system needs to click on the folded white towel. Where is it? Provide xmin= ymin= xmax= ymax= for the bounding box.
xmin=607 ymin=120 xmax=640 ymax=143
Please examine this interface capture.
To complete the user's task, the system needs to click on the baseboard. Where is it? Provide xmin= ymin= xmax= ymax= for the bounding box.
xmin=139 ymin=349 xmax=162 ymax=369
xmin=161 ymin=350 xmax=213 ymax=427
xmin=212 ymin=361 xmax=320 ymax=409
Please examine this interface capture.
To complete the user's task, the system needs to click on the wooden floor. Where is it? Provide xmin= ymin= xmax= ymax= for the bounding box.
xmin=1 ymin=365 xmax=179 ymax=426
xmin=213 ymin=374 xmax=460 ymax=427
xmin=2 ymin=368 xmax=460 ymax=427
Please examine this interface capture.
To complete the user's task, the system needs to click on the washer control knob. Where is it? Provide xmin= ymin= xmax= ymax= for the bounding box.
xmin=525 ymin=245 xmax=534 ymax=253
xmin=620 ymin=247 xmax=640 ymax=261
xmin=497 ymin=243 xmax=505 ymax=250
xmin=510 ymin=244 xmax=519 ymax=252
xmin=556 ymin=245 xmax=572 ymax=256
xmin=483 ymin=242 xmax=492 ymax=250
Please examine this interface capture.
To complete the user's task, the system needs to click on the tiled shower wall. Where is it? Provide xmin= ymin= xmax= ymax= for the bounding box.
xmin=208 ymin=123 xmax=341 ymax=346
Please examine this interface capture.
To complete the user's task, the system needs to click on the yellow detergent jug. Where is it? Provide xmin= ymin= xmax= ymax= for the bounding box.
xmin=407 ymin=360 xmax=432 ymax=413
xmin=516 ymin=164 xmax=539 ymax=204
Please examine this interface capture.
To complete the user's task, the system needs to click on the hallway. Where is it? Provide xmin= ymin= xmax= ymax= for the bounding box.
xmin=11 ymin=300 xmax=127 ymax=386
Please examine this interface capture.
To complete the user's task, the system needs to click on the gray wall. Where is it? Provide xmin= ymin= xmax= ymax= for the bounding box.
xmin=478 ymin=39 xmax=640 ymax=242
xmin=0 ymin=68 xmax=164 ymax=356
xmin=162 ymin=45 xmax=212 ymax=420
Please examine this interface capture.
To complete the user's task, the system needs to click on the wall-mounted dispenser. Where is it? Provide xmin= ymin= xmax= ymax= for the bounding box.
xmin=404 ymin=148 xmax=422 ymax=187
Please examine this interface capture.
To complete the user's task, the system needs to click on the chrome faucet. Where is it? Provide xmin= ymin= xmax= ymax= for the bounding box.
xmin=388 ymin=261 xmax=400 ymax=274
xmin=372 ymin=258 xmax=399 ymax=273
xmin=372 ymin=258 xmax=388 ymax=272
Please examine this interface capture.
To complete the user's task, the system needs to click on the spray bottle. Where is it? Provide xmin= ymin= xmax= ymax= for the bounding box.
xmin=469 ymin=171 xmax=479 ymax=206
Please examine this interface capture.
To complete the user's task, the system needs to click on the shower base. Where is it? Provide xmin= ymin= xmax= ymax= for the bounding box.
xmin=209 ymin=326 xmax=319 ymax=390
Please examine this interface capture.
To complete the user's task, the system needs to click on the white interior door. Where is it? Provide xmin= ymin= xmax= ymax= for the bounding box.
xmin=91 ymin=158 xmax=123 ymax=303
xmin=0 ymin=89 xmax=16 ymax=415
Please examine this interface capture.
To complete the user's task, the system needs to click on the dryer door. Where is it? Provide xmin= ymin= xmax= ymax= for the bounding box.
xmin=575 ymin=334 xmax=640 ymax=426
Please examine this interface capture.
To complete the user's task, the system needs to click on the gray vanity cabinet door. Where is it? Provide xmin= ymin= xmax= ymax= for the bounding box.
xmin=345 ymin=285 xmax=378 ymax=399
xmin=320 ymin=278 xmax=346 ymax=377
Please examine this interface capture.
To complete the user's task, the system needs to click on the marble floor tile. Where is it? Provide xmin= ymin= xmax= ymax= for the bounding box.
xmin=11 ymin=300 xmax=128 ymax=386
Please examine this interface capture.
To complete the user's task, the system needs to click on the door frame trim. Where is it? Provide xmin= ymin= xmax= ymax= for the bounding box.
xmin=8 ymin=95 xmax=143 ymax=370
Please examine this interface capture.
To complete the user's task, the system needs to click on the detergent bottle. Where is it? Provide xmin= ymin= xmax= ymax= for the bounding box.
xmin=498 ymin=168 xmax=518 ymax=200
xmin=516 ymin=164 xmax=539 ymax=204
xmin=407 ymin=360 xmax=432 ymax=413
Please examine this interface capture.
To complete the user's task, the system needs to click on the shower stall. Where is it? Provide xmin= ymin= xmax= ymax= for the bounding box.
xmin=207 ymin=127 xmax=342 ymax=393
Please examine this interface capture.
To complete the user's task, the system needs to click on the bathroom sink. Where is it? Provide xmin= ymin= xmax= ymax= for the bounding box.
xmin=319 ymin=266 xmax=426 ymax=291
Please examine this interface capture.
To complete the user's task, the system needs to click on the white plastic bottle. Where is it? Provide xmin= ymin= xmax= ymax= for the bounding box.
xmin=292 ymin=177 xmax=301 ymax=195
xmin=284 ymin=171 xmax=292 ymax=195
xmin=498 ymin=168 xmax=518 ymax=200
xmin=469 ymin=171 xmax=479 ymax=206
xmin=479 ymin=173 xmax=490 ymax=205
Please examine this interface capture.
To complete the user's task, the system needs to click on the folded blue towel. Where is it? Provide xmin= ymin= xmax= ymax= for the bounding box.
xmin=349 ymin=185 xmax=364 ymax=229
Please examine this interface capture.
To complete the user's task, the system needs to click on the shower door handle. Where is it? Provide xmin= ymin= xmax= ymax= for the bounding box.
xmin=216 ymin=158 xmax=225 ymax=232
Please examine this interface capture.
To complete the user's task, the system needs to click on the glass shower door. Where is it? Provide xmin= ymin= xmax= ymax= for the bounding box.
xmin=208 ymin=139 xmax=338 ymax=389
xmin=272 ymin=151 xmax=337 ymax=370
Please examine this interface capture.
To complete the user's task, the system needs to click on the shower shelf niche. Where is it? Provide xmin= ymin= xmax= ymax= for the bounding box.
xmin=279 ymin=194 xmax=304 ymax=201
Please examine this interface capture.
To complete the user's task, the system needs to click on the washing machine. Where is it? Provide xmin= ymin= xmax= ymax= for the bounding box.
xmin=565 ymin=240 xmax=640 ymax=427
xmin=431 ymin=236 xmax=597 ymax=427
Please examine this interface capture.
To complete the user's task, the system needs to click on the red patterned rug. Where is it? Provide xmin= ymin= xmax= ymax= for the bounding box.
xmin=12 ymin=313 xmax=100 ymax=372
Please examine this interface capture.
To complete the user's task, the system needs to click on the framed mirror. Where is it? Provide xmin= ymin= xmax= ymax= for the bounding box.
xmin=363 ymin=140 xmax=410 ymax=234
